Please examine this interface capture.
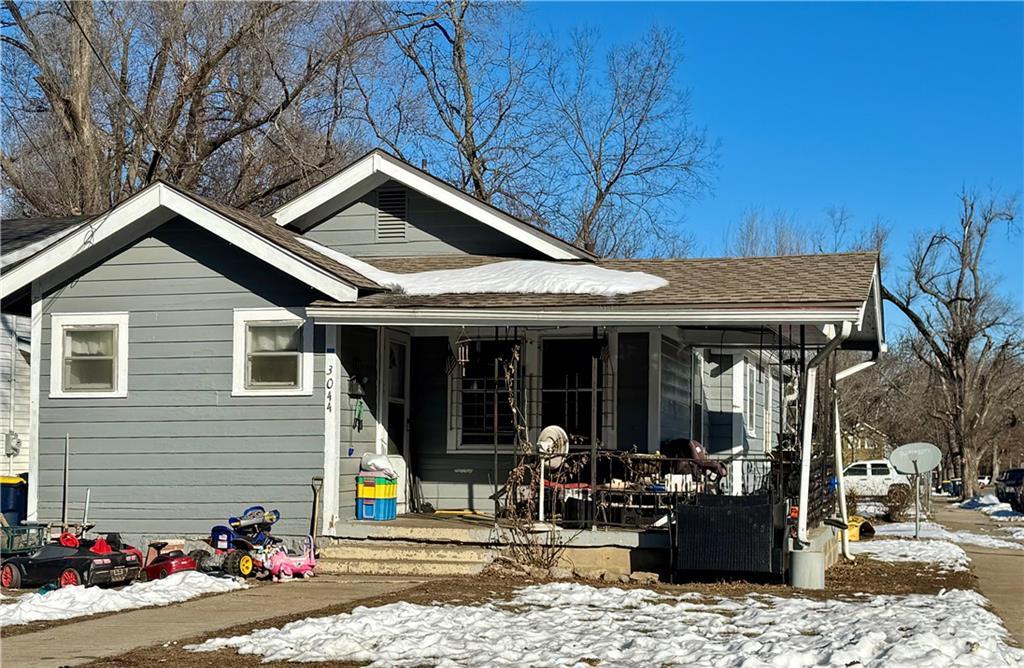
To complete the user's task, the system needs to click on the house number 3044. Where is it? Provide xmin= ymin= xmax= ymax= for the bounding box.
xmin=325 ymin=364 xmax=334 ymax=413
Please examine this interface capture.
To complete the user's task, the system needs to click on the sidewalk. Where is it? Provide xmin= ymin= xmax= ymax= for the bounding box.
xmin=1 ymin=575 xmax=424 ymax=668
xmin=931 ymin=498 xmax=1024 ymax=646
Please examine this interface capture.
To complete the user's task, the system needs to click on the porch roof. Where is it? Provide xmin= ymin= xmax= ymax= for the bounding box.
xmin=309 ymin=252 xmax=884 ymax=351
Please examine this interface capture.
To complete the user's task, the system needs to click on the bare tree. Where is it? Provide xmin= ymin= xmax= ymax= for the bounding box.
xmin=360 ymin=0 xmax=551 ymax=214
xmin=0 ymin=1 xmax=436 ymax=216
xmin=883 ymin=191 xmax=1022 ymax=498
xmin=542 ymin=26 xmax=712 ymax=256
xmin=728 ymin=205 xmax=886 ymax=257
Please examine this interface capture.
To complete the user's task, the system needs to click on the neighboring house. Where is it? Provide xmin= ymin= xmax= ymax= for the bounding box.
xmin=0 ymin=150 xmax=884 ymax=543
xmin=842 ymin=421 xmax=892 ymax=464
xmin=1 ymin=216 xmax=91 ymax=477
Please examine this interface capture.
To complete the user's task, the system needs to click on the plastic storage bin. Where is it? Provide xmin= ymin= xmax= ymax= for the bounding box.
xmin=355 ymin=473 xmax=398 ymax=521
xmin=356 ymin=497 xmax=398 ymax=521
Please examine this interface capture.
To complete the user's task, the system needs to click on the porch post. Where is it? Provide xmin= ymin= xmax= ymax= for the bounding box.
xmin=321 ymin=326 xmax=341 ymax=534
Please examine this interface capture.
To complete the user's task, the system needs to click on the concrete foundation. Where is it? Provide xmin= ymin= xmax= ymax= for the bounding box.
xmin=788 ymin=525 xmax=839 ymax=589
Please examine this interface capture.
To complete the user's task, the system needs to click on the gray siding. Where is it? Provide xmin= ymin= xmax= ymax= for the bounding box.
xmin=337 ymin=326 xmax=379 ymax=517
xmin=409 ymin=337 xmax=512 ymax=511
xmin=301 ymin=182 xmax=545 ymax=258
xmin=37 ymin=218 xmax=326 ymax=539
xmin=659 ymin=335 xmax=691 ymax=443
xmin=0 ymin=314 xmax=30 ymax=474
xmin=704 ymin=352 xmax=737 ymax=455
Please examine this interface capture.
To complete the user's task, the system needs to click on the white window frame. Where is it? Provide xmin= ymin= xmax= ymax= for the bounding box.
xmin=745 ymin=359 xmax=758 ymax=436
xmin=232 ymin=308 xmax=313 ymax=397
xmin=763 ymin=365 xmax=773 ymax=450
xmin=49 ymin=312 xmax=130 ymax=399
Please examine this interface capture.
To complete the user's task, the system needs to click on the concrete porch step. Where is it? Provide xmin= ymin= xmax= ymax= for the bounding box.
xmin=316 ymin=557 xmax=489 ymax=577
xmin=320 ymin=540 xmax=494 ymax=564
xmin=316 ymin=539 xmax=496 ymax=577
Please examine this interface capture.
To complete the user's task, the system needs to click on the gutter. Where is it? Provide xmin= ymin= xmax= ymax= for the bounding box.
xmin=832 ymin=350 xmax=879 ymax=561
xmin=796 ymin=321 xmax=853 ymax=546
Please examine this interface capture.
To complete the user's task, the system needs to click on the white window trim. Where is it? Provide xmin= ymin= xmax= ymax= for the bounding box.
xmin=232 ymin=308 xmax=313 ymax=397
xmin=744 ymin=358 xmax=758 ymax=437
xmin=49 ymin=312 xmax=130 ymax=399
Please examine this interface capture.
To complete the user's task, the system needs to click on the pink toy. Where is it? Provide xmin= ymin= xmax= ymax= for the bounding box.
xmin=267 ymin=536 xmax=316 ymax=582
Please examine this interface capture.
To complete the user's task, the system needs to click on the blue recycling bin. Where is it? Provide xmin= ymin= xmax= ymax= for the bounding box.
xmin=0 ymin=474 xmax=28 ymax=527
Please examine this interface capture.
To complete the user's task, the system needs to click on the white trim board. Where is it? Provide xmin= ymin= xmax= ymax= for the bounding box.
xmin=0 ymin=183 xmax=359 ymax=303
xmin=310 ymin=306 xmax=861 ymax=331
xmin=271 ymin=151 xmax=589 ymax=261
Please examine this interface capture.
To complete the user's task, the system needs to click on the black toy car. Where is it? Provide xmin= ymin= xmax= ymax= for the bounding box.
xmin=0 ymin=533 xmax=141 ymax=589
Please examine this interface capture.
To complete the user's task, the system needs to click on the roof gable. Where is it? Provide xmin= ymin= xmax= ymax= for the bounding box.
xmin=271 ymin=150 xmax=593 ymax=261
xmin=0 ymin=182 xmax=379 ymax=302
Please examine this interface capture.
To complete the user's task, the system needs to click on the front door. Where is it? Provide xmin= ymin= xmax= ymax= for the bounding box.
xmin=382 ymin=331 xmax=411 ymax=458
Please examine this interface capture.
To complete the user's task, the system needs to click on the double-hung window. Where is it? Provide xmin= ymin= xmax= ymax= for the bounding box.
xmin=453 ymin=340 xmax=521 ymax=450
xmin=232 ymin=309 xmax=312 ymax=396
xmin=49 ymin=313 xmax=130 ymax=398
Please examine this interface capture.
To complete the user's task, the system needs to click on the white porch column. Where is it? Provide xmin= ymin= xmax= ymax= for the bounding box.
xmin=321 ymin=326 xmax=341 ymax=534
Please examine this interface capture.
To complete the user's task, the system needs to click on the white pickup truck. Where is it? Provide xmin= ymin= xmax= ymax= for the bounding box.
xmin=843 ymin=459 xmax=910 ymax=496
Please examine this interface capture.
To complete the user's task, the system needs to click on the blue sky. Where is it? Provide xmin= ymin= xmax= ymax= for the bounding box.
xmin=528 ymin=2 xmax=1024 ymax=334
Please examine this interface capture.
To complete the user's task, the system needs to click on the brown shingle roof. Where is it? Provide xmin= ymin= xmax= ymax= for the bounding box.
xmin=160 ymin=183 xmax=382 ymax=291
xmin=318 ymin=252 xmax=879 ymax=309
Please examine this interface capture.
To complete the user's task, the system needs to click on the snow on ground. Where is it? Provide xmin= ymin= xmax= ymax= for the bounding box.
xmin=849 ymin=539 xmax=970 ymax=571
xmin=853 ymin=500 xmax=887 ymax=518
xmin=188 ymin=583 xmax=1023 ymax=667
xmin=959 ymin=494 xmax=1024 ymax=522
xmin=0 ymin=571 xmax=244 ymax=626
xmin=874 ymin=521 xmax=1024 ymax=549
xmin=299 ymin=238 xmax=667 ymax=296
xmin=1001 ymin=526 xmax=1024 ymax=541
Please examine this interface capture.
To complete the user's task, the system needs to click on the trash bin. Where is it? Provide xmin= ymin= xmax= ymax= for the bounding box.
xmin=0 ymin=475 xmax=28 ymax=527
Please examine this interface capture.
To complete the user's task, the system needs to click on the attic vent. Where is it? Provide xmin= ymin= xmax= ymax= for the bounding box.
xmin=376 ymin=188 xmax=407 ymax=242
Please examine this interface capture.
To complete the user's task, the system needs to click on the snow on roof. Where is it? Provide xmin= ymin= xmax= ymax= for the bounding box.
xmin=297 ymin=238 xmax=667 ymax=297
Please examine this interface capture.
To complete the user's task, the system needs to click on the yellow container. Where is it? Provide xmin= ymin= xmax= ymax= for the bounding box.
xmin=356 ymin=477 xmax=397 ymax=499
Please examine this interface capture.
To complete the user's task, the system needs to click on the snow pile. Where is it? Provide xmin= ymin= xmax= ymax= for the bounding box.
xmin=874 ymin=521 xmax=1023 ymax=550
xmin=188 ymin=583 xmax=1023 ymax=666
xmin=0 ymin=571 xmax=244 ymax=626
xmin=959 ymin=495 xmax=1024 ymax=522
xmin=299 ymin=238 xmax=667 ymax=296
xmin=849 ymin=539 xmax=970 ymax=571
xmin=1001 ymin=526 xmax=1024 ymax=541
xmin=854 ymin=501 xmax=887 ymax=518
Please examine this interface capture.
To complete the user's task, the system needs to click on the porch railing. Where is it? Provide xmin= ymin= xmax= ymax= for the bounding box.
xmin=500 ymin=450 xmax=790 ymax=531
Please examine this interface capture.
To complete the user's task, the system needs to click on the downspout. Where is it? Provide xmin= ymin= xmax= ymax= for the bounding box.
xmin=796 ymin=321 xmax=852 ymax=546
xmin=833 ymin=351 xmax=879 ymax=561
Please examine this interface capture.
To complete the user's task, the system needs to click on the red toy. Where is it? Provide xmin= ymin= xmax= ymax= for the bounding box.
xmin=138 ymin=542 xmax=196 ymax=582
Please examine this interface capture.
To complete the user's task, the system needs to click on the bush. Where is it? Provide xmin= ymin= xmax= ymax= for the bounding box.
xmin=885 ymin=484 xmax=913 ymax=522
xmin=844 ymin=490 xmax=859 ymax=518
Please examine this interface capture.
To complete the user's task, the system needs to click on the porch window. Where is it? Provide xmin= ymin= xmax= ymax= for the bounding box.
xmin=454 ymin=340 xmax=521 ymax=448
xmin=541 ymin=338 xmax=608 ymax=447
xmin=232 ymin=308 xmax=313 ymax=396
xmin=49 ymin=312 xmax=130 ymax=398
xmin=691 ymin=350 xmax=704 ymax=443
xmin=745 ymin=359 xmax=763 ymax=437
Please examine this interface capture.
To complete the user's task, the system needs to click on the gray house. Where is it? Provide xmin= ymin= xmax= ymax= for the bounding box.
xmin=0 ymin=151 xmax=884 ymax=547
xmin=1 ymin=216 xmax=90 ymax=478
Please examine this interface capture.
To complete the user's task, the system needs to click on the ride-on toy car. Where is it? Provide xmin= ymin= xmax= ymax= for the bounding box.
xmin=267 ymin=535 xmax=316 ymax=581
xmin=1 ymin=532 xmax=141 ymax=589
xmin=189 ymin=505 xmax=281 ymax=578
xmin=138 ymin=542 xmax=197 ymax=581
